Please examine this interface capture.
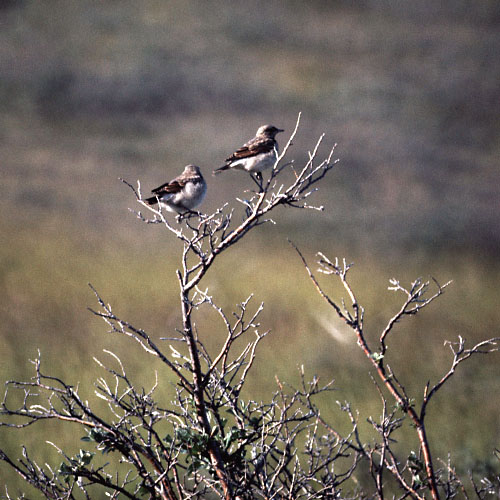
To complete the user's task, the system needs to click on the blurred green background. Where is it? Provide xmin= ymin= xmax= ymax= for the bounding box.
xmin=1 ymin=0 xmax=500 ymax=494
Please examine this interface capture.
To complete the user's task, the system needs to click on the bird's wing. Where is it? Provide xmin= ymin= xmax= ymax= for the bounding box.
xmin=151 ymin=178 xmax=185 ymax=195
xmin=226 ymin=137 xmax=275 ymax=162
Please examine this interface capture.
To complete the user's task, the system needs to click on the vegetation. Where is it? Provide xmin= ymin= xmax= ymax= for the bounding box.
xmin=1 ymin=0 xmax=499 ymax=496
xmin=1 ymin=120 xmax=499 ymax=498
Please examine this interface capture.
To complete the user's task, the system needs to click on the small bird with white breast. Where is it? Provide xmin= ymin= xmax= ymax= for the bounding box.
xmin=213 ymin=124 xmax=284 ymax=187
xmin=144 ymin=164 xmax=207 ymax=214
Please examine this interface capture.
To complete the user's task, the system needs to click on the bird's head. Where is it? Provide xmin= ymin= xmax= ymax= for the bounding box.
xmin=184 ymin=164 xmax=202 ymax=176
xmin=256 ymin=124 xmax=284 ymax=138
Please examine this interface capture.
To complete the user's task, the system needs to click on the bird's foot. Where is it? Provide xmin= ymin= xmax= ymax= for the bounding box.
xmin=176 ymin=210 xmax=203 ymax=223
xmin=250 ymin=172 xmax=264 ymax=192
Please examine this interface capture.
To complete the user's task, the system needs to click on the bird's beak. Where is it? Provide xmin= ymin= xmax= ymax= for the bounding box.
xmin=277 ymin=128 xmax=284 ymax=133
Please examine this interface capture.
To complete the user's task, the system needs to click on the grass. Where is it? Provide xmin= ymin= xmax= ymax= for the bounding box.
xmin=1 ymin=215 xmax=499 ymax=491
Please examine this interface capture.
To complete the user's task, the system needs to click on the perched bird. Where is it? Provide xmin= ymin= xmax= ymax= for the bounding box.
xmin=213 ymin=124 xmax=284 ymax=185
xmin=144 ymin=165 xmax=207 ymax=214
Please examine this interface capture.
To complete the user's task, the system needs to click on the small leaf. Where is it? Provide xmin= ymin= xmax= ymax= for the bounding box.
xmin=371 ymin=352 xmax=384 ymax=362
xmin=79 ymin=450 xmax=94 ymax=465
xmin=58 ymin=462 xmax=72 ymax=475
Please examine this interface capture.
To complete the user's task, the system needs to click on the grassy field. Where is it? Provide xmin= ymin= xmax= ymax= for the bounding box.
xmin=1 ymin=217 xmax=499 ymax=493
xmin=1 ymin=0 xmax=499 ymax=494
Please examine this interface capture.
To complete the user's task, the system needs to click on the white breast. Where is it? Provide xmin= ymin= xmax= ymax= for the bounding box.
xmin=232 ymin=149 xmax=278 ymax=173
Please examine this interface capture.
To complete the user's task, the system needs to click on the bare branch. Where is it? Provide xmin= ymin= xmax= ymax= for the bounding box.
xmin=422 ymin=336 xmax=499 ymax=416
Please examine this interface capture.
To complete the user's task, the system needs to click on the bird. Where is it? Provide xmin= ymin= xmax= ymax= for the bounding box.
xmin=144 ymin=165 xmax=207 ymax=214
xmin=213 ymin=124 xmax=284 ymax=186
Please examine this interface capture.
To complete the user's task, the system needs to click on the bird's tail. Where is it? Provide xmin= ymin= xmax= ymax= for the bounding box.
xmin=212 ymin=165 xmax=229 ymax=176
xmin=143 ymin=196 xmax=158 ymax=205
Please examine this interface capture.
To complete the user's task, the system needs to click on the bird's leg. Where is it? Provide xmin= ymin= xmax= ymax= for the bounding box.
xmin=180 ymin=211 xmax=206 ymax=231
xmin=177 ymin=210 xmax=203 ymax=222
xmin=250 ymin=172 xmax=264 ymax=192
xmin=176 ymin=211 xmax=190 ymax=223
xmin=256 ymin=172 xmax=264 ymax=192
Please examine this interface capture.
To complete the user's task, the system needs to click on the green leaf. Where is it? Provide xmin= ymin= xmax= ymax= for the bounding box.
xmin=250 ymin=417 xmax=260 ymax=427
xmin=58 ymin=462 xmax=72 ymax=475
xmin=78 ymin=449 xmax=94 ymax=465
xmin=223 ymin=427 xmax=245 ymax=449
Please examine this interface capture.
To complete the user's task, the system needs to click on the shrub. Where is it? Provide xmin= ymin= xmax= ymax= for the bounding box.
xmin=1 ymin=116 xmax=498 ymax=499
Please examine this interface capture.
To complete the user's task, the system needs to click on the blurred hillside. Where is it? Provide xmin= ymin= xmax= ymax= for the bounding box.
xmin=1 ymin=0 xmax=500 ymax=493
xmin=2 ymin=0 xmax=499 ymax=252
